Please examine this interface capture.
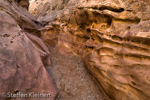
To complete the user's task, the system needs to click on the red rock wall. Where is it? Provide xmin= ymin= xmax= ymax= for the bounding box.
xmin=0 ymin=0 xmax=58 ymax=100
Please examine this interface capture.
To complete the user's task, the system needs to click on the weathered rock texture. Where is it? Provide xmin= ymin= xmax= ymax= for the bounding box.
xmin=46 ymin=46 xmax=105 ymax=100
xmin=0 ymin=0 xmax=58 ymax=100
xmin=30 ymin=0 xmax=150 ymax=100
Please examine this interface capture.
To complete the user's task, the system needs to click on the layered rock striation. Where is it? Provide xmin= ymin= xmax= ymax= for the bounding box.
xmin=0 ymin=0 xmax=150 ymax=100
xmin=30 ymin=0 xmax=150 ymax=100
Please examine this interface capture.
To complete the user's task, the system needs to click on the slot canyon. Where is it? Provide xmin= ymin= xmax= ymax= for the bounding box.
xmin=0 ymin=0 xmax=150 ymax=100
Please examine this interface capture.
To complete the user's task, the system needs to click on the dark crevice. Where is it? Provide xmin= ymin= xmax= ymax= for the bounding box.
xmin=10 ymin=41 xmax=14 ymax=43
xmin=113 ymin=17 xmax=140 ymax=24
xmin=86 ymin=46 xmax=95 ymax=50
xmin=88 ymin=5 xmax=125 ymax=13
xmin=15 ymin=0 xmax=21 ymax=3
xmin=127 ymin=26 xmax=131 ymax=30
xmin=8 ymin=0 xmax=12 ymax=4
xmin=127 ymin=9 xmax=132 ymax=12
xmin=16 ymin=65 xmax=20 ymax=68
xmin=86 ymin=28 xmax=91 ymax=32
xmin=91 ymin=38 xmax=95 ymax=41
xmin=131 ymin=81 xmax=136 ymax=86
xmin=111 ymin=35 xmax=122 ymax=41
xmin=83 ymin=34 xmax=90 ymax=39
xmin=14 ymin=90 xmax=19 ymax=94
xmin=18 ymin=0 xmax=21 ymax=3
xmin=105 ymin=15 xmax=112 ymax=25
xmin=90 ymin=7 xmax=140 ymax=24
xmin=99 ymin=6 xmax=124 ymax=13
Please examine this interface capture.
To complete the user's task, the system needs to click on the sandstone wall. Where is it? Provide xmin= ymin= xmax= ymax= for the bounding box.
xmin=0 ymin=0 xmax=58 ymax=100
xmin=29 ymin=0 xmax=150 ymax=100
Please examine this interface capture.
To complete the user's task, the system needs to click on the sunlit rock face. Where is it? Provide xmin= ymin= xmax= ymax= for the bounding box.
xmin=30 ymin=0 xmax=150 ymax=100
xmin=0 ymin=0 xmax=58 ymax=100
xmin=141 ymin=0 xmax=150 ymax=5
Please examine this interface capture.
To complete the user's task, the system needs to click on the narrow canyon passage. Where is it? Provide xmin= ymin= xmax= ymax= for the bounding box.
xmin=46 ymin=46 xmax=105 ymax=100
xmin=0 ymin=0 xmax=150 ymax=100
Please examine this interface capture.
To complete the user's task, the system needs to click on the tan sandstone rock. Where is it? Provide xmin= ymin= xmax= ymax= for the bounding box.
xmin=30 ymin=0 xmax=150 ymax=100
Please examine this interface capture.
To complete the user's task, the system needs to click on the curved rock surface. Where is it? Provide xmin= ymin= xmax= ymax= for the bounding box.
xmin=0 ymin=0 xmax=58 ymax=100
xmin=30 ymin=0 xmax=150 ymax=100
